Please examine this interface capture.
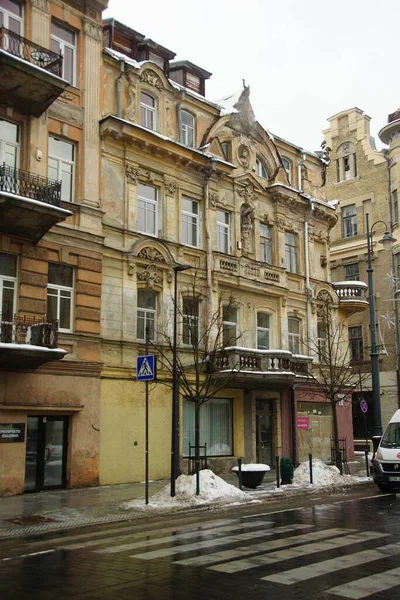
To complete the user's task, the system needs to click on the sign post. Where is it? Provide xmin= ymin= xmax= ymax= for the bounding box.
xmin=137 ymin=339 xmax=156 ymax=505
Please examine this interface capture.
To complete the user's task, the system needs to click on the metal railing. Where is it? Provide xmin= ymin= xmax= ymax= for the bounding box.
xmin=0 ymin=164 xmax=61 ymax=206
xmin=0 ymin=314 xmax=58 ymax=349
xmin=0 ymin=27 xmax=63 ymax=77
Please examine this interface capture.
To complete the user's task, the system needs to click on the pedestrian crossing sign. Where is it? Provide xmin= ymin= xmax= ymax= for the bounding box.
xmin=136 ymin=355 xmax=156 ymax=381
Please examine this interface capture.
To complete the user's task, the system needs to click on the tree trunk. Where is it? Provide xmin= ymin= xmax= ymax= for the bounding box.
xmin=331 ymin=398 xmax=341 ymax=472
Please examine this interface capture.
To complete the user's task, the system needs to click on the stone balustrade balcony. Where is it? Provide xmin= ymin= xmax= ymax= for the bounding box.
xmin=332 ymin=281 xmax=369 ymax=315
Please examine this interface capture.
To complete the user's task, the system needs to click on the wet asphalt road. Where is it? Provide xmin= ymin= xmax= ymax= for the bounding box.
xmin=1 ymin=490 xmax=400 ymax=600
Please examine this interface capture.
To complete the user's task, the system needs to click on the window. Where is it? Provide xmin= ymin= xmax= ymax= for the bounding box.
xmin=260 ymin=224 xmax=272 ymax=263
xmin=182 ymin=298 xmax=199 ymax=345
xmin=0 ymin=119 xmax=19 ymax=169
xmin=48 ymin=137 xmax=75 ymax=202
xmin=140 ymin=92 xmax=156 ymax=130
xmin=183 ymin=397 xmax=232 ymax=456
xmin=217 ymin=210 xmax=230 ymax=253
xmin=285 ymin=232 xmax=297 ymax=273
xmin=349 ymin=326 xmax=363 ymax=361
xmin=180 ymin=111 xmax=195 ymax=148
xmin=0 ymin=0 xmax=22 ymax=35
xmin=288 ymin=317 xmax=300 ymax=354
xmin=257 ymin=312 xmax=270 ymax=350
xmin=222 ymin=305 xmax=237 ymax=346
xmin=344 ymin=262 xmax=359 ymax=281
xmin=282 ymin=157 xmax=292 ymax=184
xmin=393 ymin=189 xmax=399 ymax=224
xmin=47 ymin=263 xmax=74 ymax=332
xmin=256 ymin=156 xmax=268 ymax=178
xmin=336 ymin=142 xmax=357 ymax=182
xmin=317 ymin=322 xmax=328 ymax=363
xmin=221 ymin=142 xmax=231 ymax=161
xmin=51 ymin=21 xmax=76 ymax=86
xmin=181 ymin=197 xmax=200 ymax=247
xmin=0 ymin=252 xmax=17 ymax=321
xmin=137 ymin=290 xmax=156 ymax=341
xmin=342 ymin=205 xmax=357 ymax=238
xmin=138 ymin=183 xmax=158 ymax=236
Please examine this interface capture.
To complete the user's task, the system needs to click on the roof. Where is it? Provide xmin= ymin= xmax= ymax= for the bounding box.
xmin=169 ymin=60 xmax=212 ymax=79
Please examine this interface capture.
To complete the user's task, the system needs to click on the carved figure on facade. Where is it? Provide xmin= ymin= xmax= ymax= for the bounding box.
xmin=146 ymin=171 xmax=155 ymax=183
xmin=126 ymin=166 xmax=140 ymax=183
xmin=208 ymin=191 xmax=219 ymax=209
xmin=83 ymin=19 xmax=103 ymax=41
xmin=163 ymin=178 xmax=178 ymax=196
xmin=240 ymin=203 xmax=254 ymax=253
xmin=238 ymin=183 xmax=255 ymax=205
xmin=237 ymin=144 xmax=251 ymax=168
xmin=137 ymin=264 xmax=162 ymax=288
xmin=320 ymin=140 xmax=331 ymax=164
xmin=165 ymin=99 xmax=174 ymax=138
xmin=123 ymin=77 xmax=136 ymax=122
xmin=140 ymin=69 xmax=163 ymax=90
xmin=137 ymin=247 xmax=166 ymax=262
xmin=127 ymin=261 xmax=135 ymax=276
xmin=276 ymin=217 xmax=286 ymax=232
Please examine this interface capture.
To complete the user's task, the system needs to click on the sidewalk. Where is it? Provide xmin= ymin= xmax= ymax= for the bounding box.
xmin=0 ymin=459 xmax=372 ymax=539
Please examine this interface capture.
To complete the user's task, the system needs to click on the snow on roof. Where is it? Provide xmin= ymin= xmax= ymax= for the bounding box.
xmin=0 ymin=343 xmax=67 ymax=353
xmin=216 ymin=89 xmax=242 ymax=116
xmin=0 ymin=191 xmax=73 ymax=216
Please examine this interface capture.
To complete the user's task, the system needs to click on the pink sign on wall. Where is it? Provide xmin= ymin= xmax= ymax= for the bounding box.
xmin=297 ymin=416 xmax=310 ymax=430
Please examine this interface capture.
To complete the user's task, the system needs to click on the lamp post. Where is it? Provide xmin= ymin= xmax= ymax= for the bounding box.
xmin=170 ymin=264 xmax=192 ymax=497
xmin=365 ymin=213 xmax=396 ymax=450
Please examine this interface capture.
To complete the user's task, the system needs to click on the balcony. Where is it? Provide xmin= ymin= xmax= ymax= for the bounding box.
xmin=211 ymin=347 xmax=312 ymax=386
xmin=213 ymin=253 xmax=284 ymax=287
xmin=0 ymin=27 xmax=68 ymax=116
xmin=0 ymin=164 xmax=72 ymax=242
xmin=0 ymin=314 xmax=67 ymax=369
xmin=332 ymin=281 xmax=369 ymax=315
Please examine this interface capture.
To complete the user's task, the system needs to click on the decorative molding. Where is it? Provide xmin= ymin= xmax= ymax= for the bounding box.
xmin=163 ymin=178 xmax=178 ymax=196
xmin=126 ymin=166 xmax=140 ymax=184
xmin=83 ymin=19 xmax=103 ymax=41
xmin=140 ymin=69 xmax=163 ymax=90
xmin=208 ymin=191 xmax=219 ymax=209
xmin=146 ymin=171 xmax=155 ymax=184
xmin=31 ymin=0 xmax=50 ymax=12
xmin=60 ymin=247 xmax=69 ymax=263
xmin=238 ymin=183 xmax=255 ymax=204
xmin=124 ymin=81 xmax=136 ymax=122
xmin=137 ymin=247 xmax=166 ymax=262
xmin=165 ymin=99 xmax=174 ymax=138
xmin=137 ymin=264 xmax=162 ymax=288
xmin=127 ymin=261 xmax=135 ymax=276
xmin=276 ymin=217 xmax=286 ymax=232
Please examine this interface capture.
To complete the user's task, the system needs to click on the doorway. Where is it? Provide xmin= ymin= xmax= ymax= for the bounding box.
xmin=256 ymin=399 xmax=274 ymax=466
xmin=24 ymin=416 xmax=68 ymax=492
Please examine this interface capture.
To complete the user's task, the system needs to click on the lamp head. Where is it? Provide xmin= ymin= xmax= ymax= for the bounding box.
xmin=174 ymin=264 xmax=192 ymax=273
xmin=378 ymin=231 xmax=396 ymax=250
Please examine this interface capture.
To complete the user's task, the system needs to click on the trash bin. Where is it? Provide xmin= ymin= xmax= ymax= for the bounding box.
xmin=280 ymin=457 xmax=294 ymax=484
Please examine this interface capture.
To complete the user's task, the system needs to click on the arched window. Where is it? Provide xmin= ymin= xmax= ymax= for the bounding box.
xmin=282 ymin=157 xmax=292 ymax=184
xmin=256 ymin=156 xmax=268 ymax=178
xmin=180 ymin=110 xmax=195 ymax=148
xmin=336 ymin=142 xmax=357 ymax=182
xmin=288 ymin=317 xmax=301 ymax=354
xmin=140 ymin=92 xmax=156 ymax=130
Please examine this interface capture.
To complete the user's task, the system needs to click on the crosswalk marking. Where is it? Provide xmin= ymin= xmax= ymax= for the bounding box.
xmin=96 ymin=519 xmax=272 ymax=555
xmin=326 ymin=566 xmax=400 ymax=599
xmin=262 ymin=542 xmax=400 ymax=584
xmin=210 ymin=531 xmax=386 ymax=573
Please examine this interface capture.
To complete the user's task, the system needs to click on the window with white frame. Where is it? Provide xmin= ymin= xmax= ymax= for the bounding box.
xmin=257 ymin=312 xmax=270 ymax=350
xmin=138 ymin=183 xmax=158 ymax=236
xmin=217 ymin=210 xmax=230 ymax=253
xmin=288 ymin=317 xmax=300 ymax=354
xmin=282 ymin=157 xmax=292 ymax=184
xmin=222 ymin=304 xmax=237 ymax=346
xmin=0 ymin=252 xmax=17 ymax=321
xmin=47 ymin=263 xmax=74 ymax=332
xmin=256 ymin=156 xmax=268 ymax=178
xmin=0 ymin=0 xmax=23 ymax=35
xmin=0 ymin=119 xmax=19 ymax=170
xmin=48 ymin=137 xmax=75 ymax=202
xmin=140 ymin=92 xmax=156 ymax=130
xmin=182 ymin=297 xmax=199 ymax=346
xmin=344 ymin=262 xmax=359 ymax=281
xmin=342 ymin=205 xmax=357 ymax=238
xmin=260 ymin=223 xmax=272 ymax=263
xmin=336 ymin=142 xmax=357 ymax=182
xmin=180 ymin=111 xmax=195 ymax=148
xmin=285 ymin=232 xmax=297 ymax=273
xmin=349 ymin=326 xmax=363 ymax=361
xmin=181 ymin=197 xmax=200 ymax=247
xmin=393 ymin=189 xmax=398 ymax=224
xmin=183 ymin=397 xmax=233 ymax=456
xmin=317 ymin=322 xmax=328 ymax=363
xmin=137 ymin=289 xmax=156 ymax=341
xmin=51 ymin=21 xmax=76 ymax=86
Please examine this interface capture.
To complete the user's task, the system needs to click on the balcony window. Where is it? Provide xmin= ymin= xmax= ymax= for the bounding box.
xmin=260 ymin=223 xmax=272 ymax=263
xmin=140 ymin=92 xmax=156 ymax=130
xmin=342 ymin=205 xmax=357 ymax=238
xmin=51 ymin=21 xmax=76 ymax=86
xmin=0 ymin=119 xmax=18 ymax=169
xmin=282 ymin=156 xmax=292 ymax=184
xmin=182 ymin=297 xmax=199 ymax=346
xmin=256 ymin=156 xmax=268 ymax=178
xmin=183 ymin=397 xmax=232 ymax=456
xmin=48 ymin=137 xmax=75 ymax=202
xmin=285 ymin=232 xmax=297 ymax=273
xmin=344 ymin=262 xmax=359 ymax=281
xmin=0 ymin=252 xmax=17 ymax=321
xmin=180 ymin=111 xmax=195 ymax=148
xmin=257 ymin=312 xmax=270 ymax=350
xmin=349 ymin=326 xmax=363 ymax=361
xmin=222 ymin=304 xmax=237 ymax=346
xmin=181 ymin=197 xmax=200 ymax=248
xmin=317 ymin=322 xmax=328 ymax=363
xmin=138 ymin=183 xmax=158 ymax=236
xmin=217 ymin=210 xmax=230 ymax=253
xmin=288 ymin=317 xmax=300 ymax=354
xmin=137 ymin=289 xmax=156 ymax=341
xmin=0 ymin=0 xmax=22 ymax=35
xmin=47 ymin=263 xmax=74 ymax=332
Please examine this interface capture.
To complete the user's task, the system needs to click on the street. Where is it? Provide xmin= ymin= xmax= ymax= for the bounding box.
xmin=1 ymin=491 xmax=400 ymax=599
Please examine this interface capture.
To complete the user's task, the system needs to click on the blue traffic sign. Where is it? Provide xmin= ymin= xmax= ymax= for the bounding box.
xmin=360 ymin=399 xmax=368 ymax=414
xmin=137 ymin=355 xmax=156 ymax=381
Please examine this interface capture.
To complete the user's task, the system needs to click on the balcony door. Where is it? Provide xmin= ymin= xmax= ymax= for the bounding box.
xmin=256 ymin=399 xmax=274 ymax=467
xmin=24 ymin=416 xmax=68 ymax=492
xmin=0 ymin=0 xmax=23 ymax=35
xmin=0 ymin=119 xmax=19 ymax=170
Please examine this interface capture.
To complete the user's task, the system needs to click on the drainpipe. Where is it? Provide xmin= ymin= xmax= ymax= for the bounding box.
xmin=304 ymin=197 xmax=315 ymax=342
xmin=116 ymin=59 xmax=125 ymax=118
xmin=204 ymin=158 xmax=216 ymax=329
xmin=384 ymin=150 xmax=400 ymax=407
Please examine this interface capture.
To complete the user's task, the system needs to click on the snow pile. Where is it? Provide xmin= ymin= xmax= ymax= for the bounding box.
xmin=232 ymin=463 xmax=270 ymax=472
xmin=120 ymin=469 xmax=254 ymax=511
xmin=293 ymin=459 xmax=353 ymax=487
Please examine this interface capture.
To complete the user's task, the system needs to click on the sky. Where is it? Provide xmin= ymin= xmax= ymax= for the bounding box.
xmin=103 ymin=0 xmax=400 ymax=153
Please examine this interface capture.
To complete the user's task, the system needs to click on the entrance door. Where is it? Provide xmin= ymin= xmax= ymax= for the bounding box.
xmin=24 ymin=416 xmax=68 ymax=492
xmin=256 ymin=399 xmax=274 ymax=466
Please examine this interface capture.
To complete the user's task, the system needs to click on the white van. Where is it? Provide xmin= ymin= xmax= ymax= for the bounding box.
xmin=372 ymin=409 xmax=400 ymax=492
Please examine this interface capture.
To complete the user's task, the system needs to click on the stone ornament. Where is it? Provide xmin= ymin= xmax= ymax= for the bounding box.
xmin=164 ymin=178 xmax=178 ymax=196
xmin=237 ymin=144 xmax=251 ymax=168
xmin=208 ymin=191 xmax=219 ymax=209
xmin=31 ymin=0 xmax=50 ymax=12
xmin=124 ymin=79 xmax=136 ymax=122
xmin=140 ymin=69 xmax=163 ymax=90
xmin=240 ymin=204 xmax=254 ymax=253
xmin=137 ymin=264 xmax=162 ymax=288
xmin=126 ymin=166 xmax=140 ymax=183
xmin=83 ymin=19 xmax=103 ymax=41
xmin=238 ymin=183 xmax=255 ymax=204
xmin=137 ymin=247 xmax=166 ymax=262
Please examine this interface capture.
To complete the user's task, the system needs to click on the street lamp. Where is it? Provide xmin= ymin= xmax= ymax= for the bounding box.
xmin=366 ymin=213 xmax=396 ymax=450
xmin=171 ymin=263 xmax=192 ymax=497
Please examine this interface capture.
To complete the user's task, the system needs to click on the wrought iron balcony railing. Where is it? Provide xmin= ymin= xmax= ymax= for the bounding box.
xmin=0 ymin=164 xmax=62 ymax=206
xmin=0 ymin=314 xmax=58 ymax=349
xmin=0 ymin=27 xmax=63 ymax=77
